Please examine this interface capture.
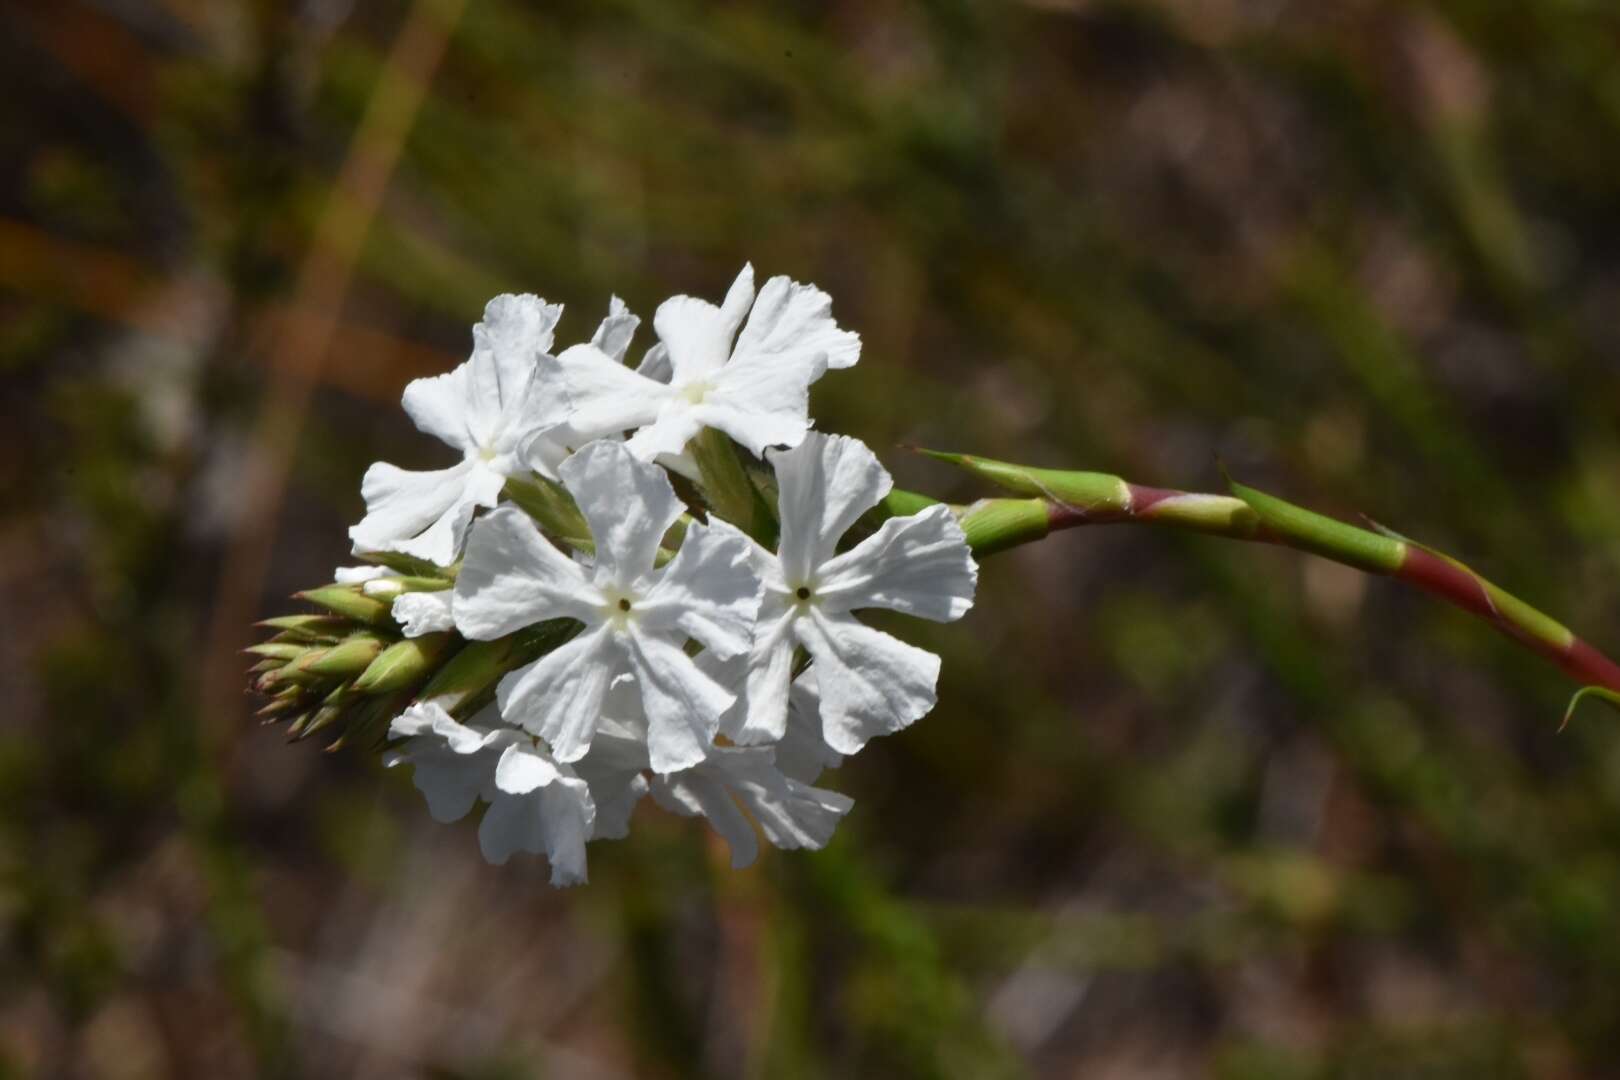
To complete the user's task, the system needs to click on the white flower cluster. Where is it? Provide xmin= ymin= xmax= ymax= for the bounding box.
xmin=350 ymin=266 xmax=977 ymax=885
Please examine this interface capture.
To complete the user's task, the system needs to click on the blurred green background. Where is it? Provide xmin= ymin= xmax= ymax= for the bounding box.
xmin=7 ymin=0 xmax=1620 ymax=1076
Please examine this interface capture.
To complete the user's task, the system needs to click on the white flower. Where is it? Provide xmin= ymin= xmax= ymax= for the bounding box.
xmin=333 ymin=564 xmax=395 ymax=584
xmin=554 ymin=264 xmax=860 ymax=461
xmin=738 ymin=433 xmax=977 ymax=754
xmin=571 ymin=716 xmax=653 ymax=841
xmin=386 ymin=702 xmax=595 ymax=885
xmin=598 ymin=672 xmax=852 ymax=869
xmin=391 ymin=589 xmax=455 ymax=637
xmin=518 ymin=298 xmax=642 ymax=476
xmin=332 ymin=564 xmax=454 ymax=637
xmin=452 ymin=439 xmax=762 ymax=773
xmin=349 ymin=294 xmax=572 ymax=566
xmin=651 ymin=747 xmax=854 ymax=869
xmin=700 ymin=652 xmax=843 ymax=783
xmin=769 ymin=671 xmax=846 ymax=784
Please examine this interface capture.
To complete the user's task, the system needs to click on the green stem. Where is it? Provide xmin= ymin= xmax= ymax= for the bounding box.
xmin=919 ymin=449 xmax=1620 ymax=701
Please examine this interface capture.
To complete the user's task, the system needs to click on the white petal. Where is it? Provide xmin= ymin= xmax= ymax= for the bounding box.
xmin=349 ymin=459 xmax=473 ymax=562
xmin=517 ymin=429 xmax=574 ymax=481
xmin=734 ymin=274 xmax=861 ymax=370
xmin=601 ymin=672 xmax=649 ymax=731
xmin=334 ymin=565 xmax=395 ymax=584
xmin=453 ymin=506 xmax=600 ymax=639
xmin=492 ymin=739 xmax=566 ymax=795
xmin=398 ymin=700 xmax=498 ymax=754
xmin=387 ymin=703 xmax=497 ymax=822
xmin=636 ymin=341 xmax=672 ymax=382
xmin=717 ymin=263 xmax=758 ymax=337
xmin=399 ymin=464 xmax=506 ymax=567
xmin=471 ymin=294 xmax=564 ymax=440
xmin=491 ymin=354 xmax=574 ymax=457
xmin=622 ymin=409 xmax=705 ymax=461
xmin=815 ymin=503 xmax=977 ymax=621
xmin=695 ymin=346 xmax=825 ymax=458
xmin=714 ymin=748 xmax=852 ymax=851
xmin=478 ymin=773 xmax=595 ymax=885
xmin=389 ymin=700 xmax=448 ymax=740
xmin=394 ymin=742 xmax=491 ymax=823
xmin=361 ymin=577 xmax=405 ymax=599
xmin=392 ymin=589 xmax=455 ymax=637
xmin=695 ymin=650 xmax=749 ymax=742
xmin=476 ymin=293 xmax=561 ymax=359
xmin=768 ymin=433 xmax=892 ymax=583
xmin=400 ymin=364 xmax=476 ymax=452
xmin=555 ymin=343 xmax=671 ymax=442
xmin=654 ymin=263 xmax=755 ymax=383
xmin=560 ymin=440 xmax=685 ymax=592
xmin=638 ymin=518 xmax=761 ymax=657
xmin=627 ymin=631 xmax=731 ymax=775
xmin=496 ymin=624 xmax=621 ymax=761
xmin=591 ymin=772 xmax=648 ymax=840
xmin=740 ymin=607 xmax=799 ymax=744
xmin=664 ymin=747 xmax=852 ymax=861
xmin=537 ymin=780 xmax=595 ymax=884
xmin=774 ymin=670 xmax=845 ymax=783
xmin=797 ymin=608 xmax=941 ymax=755
xmin=591 ymin=296 xmax=640 ymax=364
xmin=657 ymin=448 xmax=702 ymax=482
xmin=651 ymin=769 xmax=760 ymax=869
xmin=572 ymin=728 xmax=652 ymax=840
xmin=771 ymin=778 xmax=853 ymax=849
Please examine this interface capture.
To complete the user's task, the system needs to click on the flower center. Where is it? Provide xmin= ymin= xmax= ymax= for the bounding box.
xmin=605 ymin=592 xmax=638 ymax=628
xmin=795 ymin=586 xmax=811 ymax=601
xmin=678 ymin=380 xmax=712 ymax=405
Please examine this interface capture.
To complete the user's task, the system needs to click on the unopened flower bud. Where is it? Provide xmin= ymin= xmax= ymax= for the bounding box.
xmin=354 ymin=632 xmax=455 ymax=693
xmin=296 ymin=586 xmax=396 ymax=627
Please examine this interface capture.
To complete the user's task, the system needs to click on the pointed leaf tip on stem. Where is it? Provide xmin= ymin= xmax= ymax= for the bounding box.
xmin=1223 ymin=473 xmax=1405 ymax=575
xmin=1562 ymin=686 xmax=1620 ymax=732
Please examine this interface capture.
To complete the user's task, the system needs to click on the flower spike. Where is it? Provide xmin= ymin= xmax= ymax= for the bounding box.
xmin=247 ymin=268 xmax=1620 ymax=887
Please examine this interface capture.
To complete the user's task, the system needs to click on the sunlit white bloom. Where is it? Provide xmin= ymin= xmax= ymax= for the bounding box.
xmin=333 ymin=565 xmax=395 ymax=585
xmin=332 ymin=563 xmax=455 ymax=636
xmin=699 ymin=653 xmax=843 ymax=784
xmin=518 ymin=298 xmax=642 ymax=476
xmin=601 ymin=672 xmax=852 ymax=868
xmin=360 ymin=577 xmax=407 ymax=598
xmin=453 ymin=440 xmax=761 ymax=773
xmin=738 ymin=433 xmax=977 ymax=754
xmin=651 ymin=746 xmax=854 ymax=869
xmin=392 ymin=589 xmax=455 ymax=637
xmin=554 ymin=264 xmax=860 ymax=461
xmin=769 ymin=671 xmax=845 ymax=784
xmin=386 ymin=702 xmax=594 ymax=885
xmin=349 ymin=294 xmax=571 ymax=566
xmin=572 ymin=716 xmax=653 ymax=841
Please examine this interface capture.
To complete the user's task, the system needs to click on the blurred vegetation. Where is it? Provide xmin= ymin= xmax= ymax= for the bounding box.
xmin=5 ymin=0 xmax=1620 ymax=1076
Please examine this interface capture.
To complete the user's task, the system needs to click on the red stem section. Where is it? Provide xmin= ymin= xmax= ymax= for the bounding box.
xmin=1044 ymin=482 xmax=1620 ymax=697
xmin=1397 ymin=548 xmax=1620 ymax=694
